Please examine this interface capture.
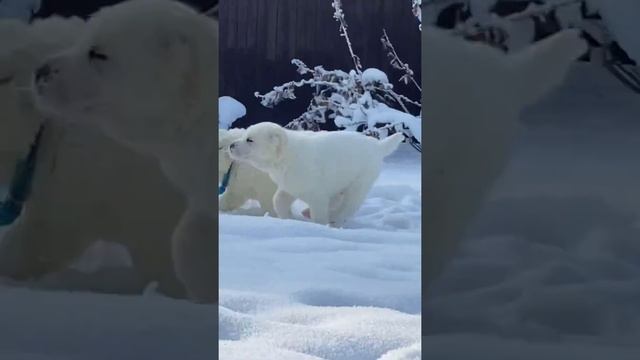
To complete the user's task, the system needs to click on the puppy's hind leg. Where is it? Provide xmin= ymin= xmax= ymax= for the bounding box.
xmin=273 ymin=189 xmax=295 ymax=219
xmin=219 ymin=190 xmax=246 ymax=212
xmin=307 ymin=196 xmax=331 ymax=226
xmin=256 ymin=192 xmax=277 ymax=217
xmin=171 ymin=209 xmax=216 ymax=303
xmin=330 ymin=174 xmax=377 ymax=228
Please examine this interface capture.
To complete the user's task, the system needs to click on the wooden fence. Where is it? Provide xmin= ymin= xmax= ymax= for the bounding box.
xmin=219 ymin=0 xmax=421 ymax=128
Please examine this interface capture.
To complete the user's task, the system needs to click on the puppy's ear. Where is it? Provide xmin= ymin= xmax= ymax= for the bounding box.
xmin=159 ymin=30 xmax=199 ymax=113
xmin=157 ymin=17 xmax=217 ymax=130
xmin=270 ymin=129 xmax=288 ymax=159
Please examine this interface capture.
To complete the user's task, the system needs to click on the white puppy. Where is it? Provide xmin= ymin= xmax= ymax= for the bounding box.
xmin=422 ymin=28 xmax=587 ymax=283
xmin=0 ymin=16 xmax=187 ymax=298
xmin=218 ymin=128 xmax=278 ymax=215
xmin=31 ymin=0 xmax=218 ymax=303
xmin=229 ymin=122 xmax=404 ymax=227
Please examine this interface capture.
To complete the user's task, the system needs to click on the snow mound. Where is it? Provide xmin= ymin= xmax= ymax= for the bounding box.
xmin=362 ymin=68 xmax=389 ymax=85
xmin=219 ymin=291 xmax=420 ymax=360
xmin=0 ymin=286 xmax=216 ymax=360
xmin=423 ymin=335 xmax=640 ymax=360
xmin=378 ymin=342 xmax=421 ymax=360
xmin=366 ymin=104 xmax=422 ymax=143
xmin=219 ymin=96 xmax=247 ymax=129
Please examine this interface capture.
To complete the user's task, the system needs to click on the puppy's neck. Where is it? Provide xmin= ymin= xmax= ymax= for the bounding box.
xmin=155 ymin=112 xmax=218 ymax=213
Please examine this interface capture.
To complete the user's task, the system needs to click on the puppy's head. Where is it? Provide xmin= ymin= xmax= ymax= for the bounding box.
xmin=32 ymin=0 xmax=218 ymax=151
xmin=229 ymin=122 xmax=287 ymax=171
xmin=218 ymin=128 xmax=244 ymax=177
xmin=0 ymin=17 xmax=83 ymax=153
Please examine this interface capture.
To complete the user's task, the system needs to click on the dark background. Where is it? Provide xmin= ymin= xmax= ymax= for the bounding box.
xmin=32 ymin=0 xmax=217 ymax=18
xmin=219 ymin=0 xmax=421 ymax=129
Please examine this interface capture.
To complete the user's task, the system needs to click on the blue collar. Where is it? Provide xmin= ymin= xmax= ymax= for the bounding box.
xmin=218 ymin=162 xmax=234 ymax=195
xmin=0 ymin=125 xmax=44 ymax=226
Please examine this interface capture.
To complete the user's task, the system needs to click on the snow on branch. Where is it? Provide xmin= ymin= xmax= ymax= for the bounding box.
xmin=412 ymin=0 xmax=422 ymax=30
xmin=447 ymin=0 xmax=583 ymax=37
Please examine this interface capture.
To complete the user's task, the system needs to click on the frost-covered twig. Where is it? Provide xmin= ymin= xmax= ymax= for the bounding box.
xmin=412 ymin=0 xmax=422 ymax=31
xmin=381 ymin=29 xmax=421 ymax=92
xmin=331 ymin=0 xmax=363 ymax=74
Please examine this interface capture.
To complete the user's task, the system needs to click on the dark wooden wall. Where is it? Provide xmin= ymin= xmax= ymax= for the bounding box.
xmin=219 ymin=0 xmax=421 ymax=129
xmin=34 ymin=0 xmax=217 ymax=19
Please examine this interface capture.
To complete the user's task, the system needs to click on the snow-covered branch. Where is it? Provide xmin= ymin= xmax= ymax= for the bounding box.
xmin=255 ymin=1 xmax=422 ymax=151
xmin=445 ymin=0 xmax=583 ymax=38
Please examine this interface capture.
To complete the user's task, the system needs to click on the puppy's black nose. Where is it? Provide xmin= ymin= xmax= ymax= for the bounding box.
xmin=35 ymin=63 xmax=52 ymax=82
xmin=230 ymin=143 xmax=236 ymax=149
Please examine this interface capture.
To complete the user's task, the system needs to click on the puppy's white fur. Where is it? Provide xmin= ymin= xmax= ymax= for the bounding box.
xmin=0 ymin=16 xmax=186 ymax=297
xmin=218 ymin=128 xmax=277 ymax=215
xmin=229 ymin=122 xmax=404 ymax=227
xmin=32 ymin=0 xmax=218 ymax=302
xmin=422 ymin=28 xmax=587 ymax=283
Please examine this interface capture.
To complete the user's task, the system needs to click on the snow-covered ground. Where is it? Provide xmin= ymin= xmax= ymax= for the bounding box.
xmin=425 ymin=63 xmax=640 ymax=357
xmin=219 ymin=144 xmax=422 ymax=359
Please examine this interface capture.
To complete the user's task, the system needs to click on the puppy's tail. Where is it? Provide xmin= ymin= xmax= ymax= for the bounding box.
xmin=379 ymin=133 xmax=405 ymax=157
xmin=508 ymin=29 xmax=587 ymax=107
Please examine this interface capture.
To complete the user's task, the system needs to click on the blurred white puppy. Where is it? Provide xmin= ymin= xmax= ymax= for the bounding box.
xmin=422 ymin=28 xmax=588 ymax=282
xmin=31 ymin=0 xmax=217 ymax=302
xmin=0 ymin=16 xmax=186 ymax=298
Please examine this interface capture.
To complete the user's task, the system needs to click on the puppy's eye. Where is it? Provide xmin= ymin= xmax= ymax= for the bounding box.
xmin=88 ymin=47 xmax=109 ymax=62
xmin=246 ymin=138 xmax=253 ymax=143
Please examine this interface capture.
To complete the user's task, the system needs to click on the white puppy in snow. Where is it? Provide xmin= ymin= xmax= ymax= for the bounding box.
xmin=229 ymin=122 xmax=404 ymax=227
